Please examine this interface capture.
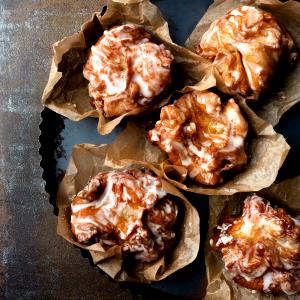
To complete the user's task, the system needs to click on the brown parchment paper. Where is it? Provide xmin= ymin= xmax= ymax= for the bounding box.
xmin=56 ymin=143 xmax=200 ymax=282
xmin=185 ymin=0 xmax=300 ymax=127
xmin=106 ymin=87 xmax=290 ymax=196
xmin=41 ymin=0 xmax=212 ymax=135
xmin=205 ymin=176 xmax=300 ymax=300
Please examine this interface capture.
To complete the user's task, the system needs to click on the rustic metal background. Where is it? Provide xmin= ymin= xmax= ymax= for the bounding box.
xmin=1 ymin=0 xmax=300 ymax=299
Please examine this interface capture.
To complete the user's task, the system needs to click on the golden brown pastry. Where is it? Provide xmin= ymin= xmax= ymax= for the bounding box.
xmin=71 ymin=168 xmax=178 ymax=262
xmin=83 ymin=24 xmax=174 ymax=117
xmin=147 ymin=90 xmax=248 ymax=186
xmin=211 ymin=195 xmax=300 ymax=295
xmin=196 ymin=5 xmax=297 ymax=99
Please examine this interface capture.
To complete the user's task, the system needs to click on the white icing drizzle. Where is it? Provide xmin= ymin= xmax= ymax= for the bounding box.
xmin=232 ymin=70 xmax=240 ymax=81
xmin=71 ymin=178 xmax=114 ymax=214
xmin=216 ymin=235 xmax=233 ymax=247
xmin=263 ymin=272 xmax=273 ymax=291
xmin=122 ymin=186 xmax=131 ymax=201
xmin=188 ymin=139 xmax=213 ymax=161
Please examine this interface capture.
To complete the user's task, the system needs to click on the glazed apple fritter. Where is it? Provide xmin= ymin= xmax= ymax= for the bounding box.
xmin=148 ymin=90 xmax=248 ymax=186
xmin=83 ymin=24 xmax=174 ymax=117
xmin=211 ymin=195 xmax=300 ymax=295
xmin=197 ymin=6 xmax=297 ymax=99
xmin=71 ymin=168 xmax=178 ymax=262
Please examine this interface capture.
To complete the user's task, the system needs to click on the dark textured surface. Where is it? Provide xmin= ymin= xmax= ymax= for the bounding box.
xmin=2 ymin=0 xmax=300 ymax=299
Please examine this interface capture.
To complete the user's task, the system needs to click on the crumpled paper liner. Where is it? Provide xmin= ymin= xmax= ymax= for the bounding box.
xmin=205 ymin=176 xmax=300 ymax=300
xmin=106 ymin=87 xmax=290 ymax=195
xmin=41 ymin=0 xmax=211 ymax=135
xmin=185 ymin=0 xmax=300 ymax=126
xmin=56 ymin=143 xmax=200 ymax=282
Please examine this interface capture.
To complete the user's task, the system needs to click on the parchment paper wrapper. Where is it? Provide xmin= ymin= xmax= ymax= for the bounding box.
xmin=205 ymin=176 xmax=300 ymax=300
xmin=106 ymin=88 xmax=290 ymax=195
xmin=41 ymin=0 xmax=211 ymax=135
xmin=185 ymin=0 xmax=300 ymax=126
xmin=56 ymin=143 xmax=200 ymax=282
